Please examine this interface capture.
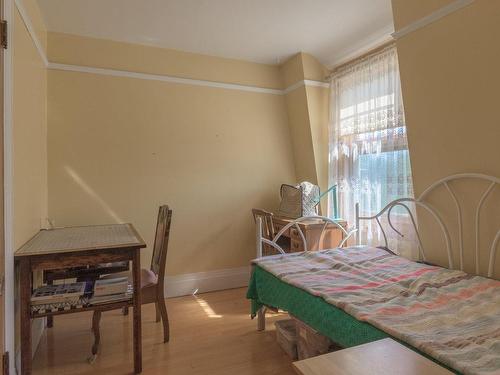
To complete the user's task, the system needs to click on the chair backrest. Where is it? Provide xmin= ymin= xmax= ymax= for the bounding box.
xmin=150 ymin=205 xmax=172 ymax=285
xmin=252 ymin=208 xmax=275 ymax=240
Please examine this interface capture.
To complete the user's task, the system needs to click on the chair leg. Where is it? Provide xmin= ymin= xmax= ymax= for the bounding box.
xmin=155 ymin=302 xmax=161 ymax=323
xmin=92 ymin=310 xmax=102 ymax=355
xmin=157 ymin=297 xmax=170 ymax=343
xmin=257 ymin=307 xmax=266 ymax=331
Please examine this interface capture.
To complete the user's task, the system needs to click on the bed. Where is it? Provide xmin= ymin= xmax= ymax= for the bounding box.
xmin=247 ymin=174 xmax=500 ymax=375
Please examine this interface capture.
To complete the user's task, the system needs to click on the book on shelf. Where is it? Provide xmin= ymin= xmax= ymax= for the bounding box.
xmin=31 ymin=282 xmax=86 ymax=305
xmin=88 ymin=284 xmax=133 ymax=305
xmin=93 ymin=277 xmax=129 ymax=296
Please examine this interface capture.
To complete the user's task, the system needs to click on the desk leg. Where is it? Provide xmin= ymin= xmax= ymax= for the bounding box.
xmin=132 ymin=250 xmax=142 ymax=373
xmin=19 ymin=258 xmax=32 ymax=375
xmin=46 ymin=279 xmax=54 ymax=328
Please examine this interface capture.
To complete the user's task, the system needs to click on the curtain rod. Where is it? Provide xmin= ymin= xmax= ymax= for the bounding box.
xmin=325 ymin=40 xmax=396 ymax=81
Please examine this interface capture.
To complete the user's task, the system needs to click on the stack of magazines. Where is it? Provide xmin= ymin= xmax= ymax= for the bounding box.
xmin=30 ymin=278 xmax=133 ymax=313
xmin=89 ymin=277 xmax=133 ymax=305
xmin=31 ymin=282 xmax=87 ymax=309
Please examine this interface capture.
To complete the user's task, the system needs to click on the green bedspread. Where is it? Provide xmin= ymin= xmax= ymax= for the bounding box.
xmin=247 ymin=264 xmax=459 ymax=374
xmin=247 ymin=264 xmax=388 ymax=347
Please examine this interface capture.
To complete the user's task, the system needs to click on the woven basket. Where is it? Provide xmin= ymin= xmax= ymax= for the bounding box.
xmin=278 ymin=182 xmax=319 ymax=218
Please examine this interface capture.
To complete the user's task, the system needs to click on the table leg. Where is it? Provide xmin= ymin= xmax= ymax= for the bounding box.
xmin=19 ymin=258 xmax=32 ymax=375
xmin=46 ymin=279 xmax=54 ymax=328
xmin=132 ymin=250 xmax=142 ymax=373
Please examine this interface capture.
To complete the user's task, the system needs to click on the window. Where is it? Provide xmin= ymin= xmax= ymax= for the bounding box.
xmin=328 ymin=46 xmax=415 ymax=255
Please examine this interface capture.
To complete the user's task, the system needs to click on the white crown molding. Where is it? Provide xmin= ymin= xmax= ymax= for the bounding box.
xmin=17 ymin=0 xmax=327 ymax=95
xmin=20 ymin=0 xmax=473 ymax=94
xmin=48 ymin=62 xmax=286 ymax=95
xmin=283 ymin=80 xmax=305 ymax=94
xmin=392 ymin=0 xmax=475 ymax=40
xmin=49 ymin=63 xmax=328 ymax=95
xmin=327 ymin=24 xmax=394 ymax=69
xmin=14 ymin=0 xmax=48 ymax=66
xmin=283 ymin=79 xmax=329 ymax=94
xmin=304 ymin=79 xmax=329 ymax=89
xmin=164 ymin=266 xmax=250 ymax=298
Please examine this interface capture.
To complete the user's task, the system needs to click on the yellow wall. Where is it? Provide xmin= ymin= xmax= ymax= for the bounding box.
xmin=301 ymin=53 xmax=329 ymax=82
xmin=13 ymin=0 xmax=48 ymax=360
xmin=47 ymin=35 xmax=296 ymax=275
xmin=301 ymin=53 xmax=330 ymax=197
xmin=392 ymin=0 xmax=500 ymax=277
xmin=14 ymin=0 xmax=47 ymax=252
xmin=280 ymin=53 xmax=330 ymax=212
xmin=392 ymin=0 xmax=455 ymax=30
xmin=305 ymin=85 xmax=330 ymax=197
xmin=282 ymin=85 xmax=318 ymax=184
xmin=17 ymin=0 xmax=47 ymax=52
xmin=45 ymin=37 xmax=336 ymax=276
xmin=281 ymin=53 xmax=306 ymax=89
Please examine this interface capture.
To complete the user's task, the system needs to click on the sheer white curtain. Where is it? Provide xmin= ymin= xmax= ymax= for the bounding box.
xmin=328 ymin=46 xmax=416 ymax=258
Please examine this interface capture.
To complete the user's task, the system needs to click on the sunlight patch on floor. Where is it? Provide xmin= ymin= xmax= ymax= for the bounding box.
xmin=193 ymin=294 xmax=223 ymax=318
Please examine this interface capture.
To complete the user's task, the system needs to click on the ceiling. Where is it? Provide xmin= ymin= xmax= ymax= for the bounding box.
xmin=36 ymin=0 xmax=394 ymax=67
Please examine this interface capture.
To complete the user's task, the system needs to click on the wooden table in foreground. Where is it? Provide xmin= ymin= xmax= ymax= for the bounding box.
xmin=15 ymin=224 xmax=147 ymax=375
xmin=293 ymin=338 xmax=453 ymax=375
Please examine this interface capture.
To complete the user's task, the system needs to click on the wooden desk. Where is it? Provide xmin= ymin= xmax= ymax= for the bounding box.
xmin=15 ymin=224 xmax=146 ymax=375
xmin=293 ymin=338 xmax=453 ymax=375
xmin=273 ymin=216 xmax=347 ymax=252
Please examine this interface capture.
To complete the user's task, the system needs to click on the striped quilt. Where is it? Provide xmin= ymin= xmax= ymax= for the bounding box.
xmin=252 ymin=246 xmax=500 ymax=375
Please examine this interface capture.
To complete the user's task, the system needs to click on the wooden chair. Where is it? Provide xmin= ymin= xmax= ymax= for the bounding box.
xmin=252 ymin=209 xmax=275 ymax=240
xmin=91 ymin=205 xmax=172 ymax=356
xmin=252 ymin=208 xmax=283 ymax=256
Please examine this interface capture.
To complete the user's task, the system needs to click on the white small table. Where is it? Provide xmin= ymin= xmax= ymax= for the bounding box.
xmin=293 ymin=338 xmax=453 ymax=375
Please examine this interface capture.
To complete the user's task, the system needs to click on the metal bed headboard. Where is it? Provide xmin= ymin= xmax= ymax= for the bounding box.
xmin=255 ymin=216 xmax=356 ymax=258
xmin=355 ymin=173 xmax=500 ymax=278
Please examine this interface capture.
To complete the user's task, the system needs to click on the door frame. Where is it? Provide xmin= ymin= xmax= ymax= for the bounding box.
xmin=3 ymin=0 xmax=14 ymax=373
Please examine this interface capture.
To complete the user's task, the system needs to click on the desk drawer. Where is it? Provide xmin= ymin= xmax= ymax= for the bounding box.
xmin=274 ymin=222 xmax=290 ymax=237
xmin=291 ymin=239 xmax=304 ymax=252
xmin=290 ymin=227 xmax=303 ymax=241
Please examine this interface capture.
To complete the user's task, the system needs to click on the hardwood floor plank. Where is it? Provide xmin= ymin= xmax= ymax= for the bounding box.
xmin=32 ymin=288 xmax=295 ymax=375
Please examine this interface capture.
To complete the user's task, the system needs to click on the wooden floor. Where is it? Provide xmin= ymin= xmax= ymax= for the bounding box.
xmin=32 ymin=288 xmax=295 ymax=375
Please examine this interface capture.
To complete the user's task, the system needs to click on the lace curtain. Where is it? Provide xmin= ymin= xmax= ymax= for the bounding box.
xmin=328 ymin=46 xmax=416 ymax=258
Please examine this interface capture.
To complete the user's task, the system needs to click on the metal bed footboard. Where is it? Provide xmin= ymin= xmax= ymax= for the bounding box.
xmin=253 ymin=215 xmax=356 ymax=331
xmin=354 ymin=173 xmax=499 ymax=278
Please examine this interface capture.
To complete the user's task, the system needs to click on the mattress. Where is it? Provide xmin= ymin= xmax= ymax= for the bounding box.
xmin=247 ymin=264 xmax=459 ymax=374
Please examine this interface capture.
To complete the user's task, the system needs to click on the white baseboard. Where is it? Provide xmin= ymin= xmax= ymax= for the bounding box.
xmin=164 ymin=266 xmax=251 ymax=298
